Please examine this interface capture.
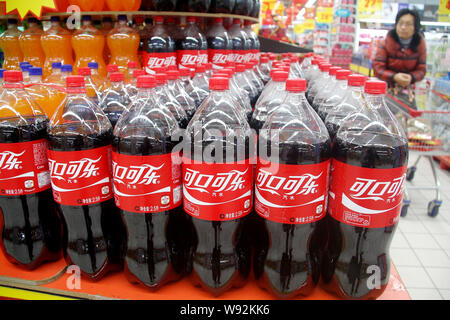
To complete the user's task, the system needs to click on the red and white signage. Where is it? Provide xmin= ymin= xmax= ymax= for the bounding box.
xmin=47 ymin=146 xmax=114 ymax=206
xmin=328 ymin=159 xmax=407 ymax=228
xmin=0 ymin=139 xmax=51 ymax=196
xmin=182 ymin=158 xmax=253 ymax=221
xmin=112 ymin=152 xmax=182 ymax=213
xmin=208 ymin=49 xmax=232 ymax=68
xmin=255 ymin=159 xmax=330 ymax=224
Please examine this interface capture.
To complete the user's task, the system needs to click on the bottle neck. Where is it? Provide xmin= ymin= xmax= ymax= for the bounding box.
xmin=364 ymin=93 xmax=385 ymax=109
xmin=67 ymin=86 xmax=87 ymax=94
xmin=29 ymin=75 xmax=42 ymax=84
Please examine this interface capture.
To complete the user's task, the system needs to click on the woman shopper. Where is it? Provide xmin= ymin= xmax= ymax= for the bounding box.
xmin=373 ymin=8 xmax=426 ymax=91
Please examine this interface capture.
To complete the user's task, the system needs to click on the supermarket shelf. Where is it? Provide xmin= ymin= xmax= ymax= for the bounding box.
xmin=0 ymin=252 xmax=410 ymax=300
xmin=0 ymin=11 xmax=260 ymax=23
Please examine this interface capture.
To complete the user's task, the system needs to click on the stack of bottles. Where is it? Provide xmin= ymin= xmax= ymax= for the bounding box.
xmin=0 ymin=42 xmax=409 ymax=301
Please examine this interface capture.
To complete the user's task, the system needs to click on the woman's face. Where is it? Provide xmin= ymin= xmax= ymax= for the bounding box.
xmin=396 ymin=14 xmax=415 ymax=39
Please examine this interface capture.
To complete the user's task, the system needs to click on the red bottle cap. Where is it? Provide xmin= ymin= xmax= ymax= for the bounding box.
xmin=260 ymin=57 xmax=269 ymax=63
xmin=336 ymin=69 xmax=351 ymax=80
xmin=136 ymin=75 xmax=156 ymax=88
xmin=167 ymin=70 xmax=179 ymax=80
xmin=348 ymin=74 xmax=366 ymax=87
xmin=328 ymin=66 xmax=341 ymax=76
xmin=233 ymin=18 xmax=241 ymax=24
xmin=272 ymin=71 xmax=289 ymax=82
xmin=209 ymin=77 xmax=229 ymax=90
xmin=319 ymin=63 xmax=332 ymax=72
xmin=285 ymin=78 xmax=307 ymax=92
xmin=244 ymin=62 xmax=253 ymax=69
xmin=66 ymin=75 xmax=85 ymax=87
xmin=127 ymin=61 xmax=138 ymax=69
xmin=304 ymin=52 xmax=314 ymax=58
xmin=196 ymin=65 xmax=206 ymax=73
xmin=110 ymin=72 xmax=124 ymax=82
xmin=365 ymin=80 xmax=387 ymax=94
xmin=154 ymin=16 xmax=164 ymax=23
xmin=133 ymin=69 xmax=146 ymax=78
xmin=311 ymin=59 xmax=320 ymax=65
xmin=213 ymin=18 xmax=223 ymax=23
xmin=107 ymin=64 xmax=118 ymax=73
xmin=3 ymin=70 xmax=23 ymax=82
xmin=155 ymin=73 xmax=167 ymax=85
xmin=187 ymin=16 xmax=196 ymax=23
xmin=77 ymin=67 xmax=91 ymax=76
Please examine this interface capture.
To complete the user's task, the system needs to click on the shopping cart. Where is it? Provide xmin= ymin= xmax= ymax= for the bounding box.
xmin=386 ymin=90 xmax=450 ymax=217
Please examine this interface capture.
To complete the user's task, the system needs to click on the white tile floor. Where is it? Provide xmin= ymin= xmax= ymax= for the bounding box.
xmin=391 ymin=153 xmax=450 ymax=300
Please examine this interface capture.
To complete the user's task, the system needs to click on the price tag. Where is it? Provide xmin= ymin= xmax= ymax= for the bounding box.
xmin=316 ymin=7 xmax=333 ymax=24
xmin=3 ymin=0 xmax=57 ymax=20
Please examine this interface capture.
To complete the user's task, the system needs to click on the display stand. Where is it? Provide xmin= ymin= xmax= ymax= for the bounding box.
xmin=0 ymin=252 xmax=410 ymax=300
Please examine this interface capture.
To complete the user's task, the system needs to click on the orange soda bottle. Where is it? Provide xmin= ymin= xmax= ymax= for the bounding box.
xmin=88 ymin=61 xmax=106 ymax=91
xmin=0 ymin=19 xmax=23 ymax=71
xmin=72 ymin=16 xmax=106 ymax=77
xmin=105 ymin=0 xmax=141 ymax=11
xmin=41 ymin=17 xmax=74 ymax=78
xmin=107 ymin=15 xmax=140 ymax=74
xmin=44 ymin=62 xmax=63 ymax=85
xmin=68 ymin=0 xmax=105 ymax=11
xmin=19 ymin=18 xmax=45 ymax=68
xmin=25 ymin=67 xmax=66 ymax=119
xmin=102 ymin=17 xmax=114 ymax=65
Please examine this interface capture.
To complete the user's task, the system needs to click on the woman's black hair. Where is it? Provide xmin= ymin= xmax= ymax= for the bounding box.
xmin=389 ymin=8 xmax=422 ymax=52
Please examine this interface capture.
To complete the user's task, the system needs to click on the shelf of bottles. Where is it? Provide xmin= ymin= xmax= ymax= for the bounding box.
xmin=0 ymin=11 xmax=260 ymax=23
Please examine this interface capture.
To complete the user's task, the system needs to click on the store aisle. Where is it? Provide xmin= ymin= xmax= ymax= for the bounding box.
xmin=391 ymin=153 xmax=450 ymax=300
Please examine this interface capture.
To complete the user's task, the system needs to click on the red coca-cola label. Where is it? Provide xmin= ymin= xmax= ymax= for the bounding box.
xmin=177 ymin=50 xmax=200 ymax=69
xmin=231 ymin=50 xmax=248 ymax=64
xmin=249 ymin=49 xmax=260 ymax=62
xmin=208 ymin=49 xmax=232 ymax=68
xmin=255 ymin=159 xmax=330 ymax=224
xmin=47 ymin=146 xmax=114 ymax=206
xmin=328 ymin=160 xmax=407 ymax=228
xmin=143 ymin=52 xmax=177 ymax=73
xmin=199 ymin=50 xmax=209 ymax=65
xmin=0 ymin=139 xmax=51 ymax=196
xmin=182 ymin=157 xmax=253 ymax=221
xmin=112 ymin=152 xmax=182 ymax=213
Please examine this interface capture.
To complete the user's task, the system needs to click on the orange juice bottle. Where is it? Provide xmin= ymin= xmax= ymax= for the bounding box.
xmin=0 ymin=19 xmax=23 ymax=70
xmin=101 ymin=17 xmax=114 ymax=66
xmin=107 ymin=15 xmax=140 ymax=74
xmin=41 ymin=16 xmax=74 ymax=78
xmin=19 ymin=18 xmax=45 ymax=68
xmin=72 ymin=16 xmax=106 ymax=77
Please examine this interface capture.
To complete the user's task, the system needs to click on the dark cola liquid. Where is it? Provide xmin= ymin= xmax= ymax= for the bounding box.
xmin=177 ymin=0 xmax=211 ymax=12
xmin=99 ymin=91 xmax=131 ymax=129
xmin=233 ymin=0 xmax=253 ymax=15
xmin=185 ymin=135 xmax=252 ymax=296
xmin=325 ymin=120 xmax=340 ymax=143
xmin=0 ymin=120 xmax=62 ymax=269
xmin=151 ymin=0 xmax=177 ymax=11
xmin=209 ymin=0 xmax=235 ymax=13
xmin=322 ymin=133 xmax=408 ymax=299
xmin=112 ymin=135 xmax=186 ymax=290
xmin=250 ymin=0 xmax=260 ymax=17
xmin=253 ymin=137 xmax=331 ymax=298
xmin=48 ymin=128 xmax=126 ymax=280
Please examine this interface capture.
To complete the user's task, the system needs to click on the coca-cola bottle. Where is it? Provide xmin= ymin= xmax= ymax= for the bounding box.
xmin=144 ymin=16 xmax=177 ymax=74
xmin=99 ymin=72 xmax=132 ymax=129
xmin=311 ymin=66 xmax=341 ymax=112
xmin=250 ymin=0 xmax=260 ymax=17
xmin=177 ymin=17 xmax=208 ymax=71
xmin=166 ymin=69 xmax=197 ymax=120
xmin=177 ymin=0 xmax=211 ymax=12
xmin=112 ymin=75 xmax=185 ymax=290
xmin=307 ymin=63 xmax=332 ymax=104
xmin=151 ymin=0 xmax=177 ymax=11
xmin=322 ymin=80 xmax=409 ymax=299
xmin=317 ymin=69 xmax=351 ymax=121
xmin=324 ymin=74 xmax=366 ymax=142
xmin=179 ymin=68 xmax=209 ymax=109
xmin=192 ymin=65 xmax=210 ymax=93
xmin=235 ymin=63 xmax=259 ymax=107
xmin=0 ymin=70 xmax=62 ymax=270
xmin=47 ymin=75 xmax=126 ymax=280
xmin=183 ymin=77 xmax=253 ymax=296
xmin=243 ymin=20 xmax=260 ymax=62
xmin=209 ymin=0 xmax=235 ymax=13
xmin=250 ymin=70 xmax=289 ymax=134
xmin=228 ymin=19 xmax=250 ymax=65
xmin=254 ymin=78 xmax=331 ymax=298
xmin=206 ymin=18 xmax=233 ymax=69
xmin=233 ymin=0 xmax=253 ymax=16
